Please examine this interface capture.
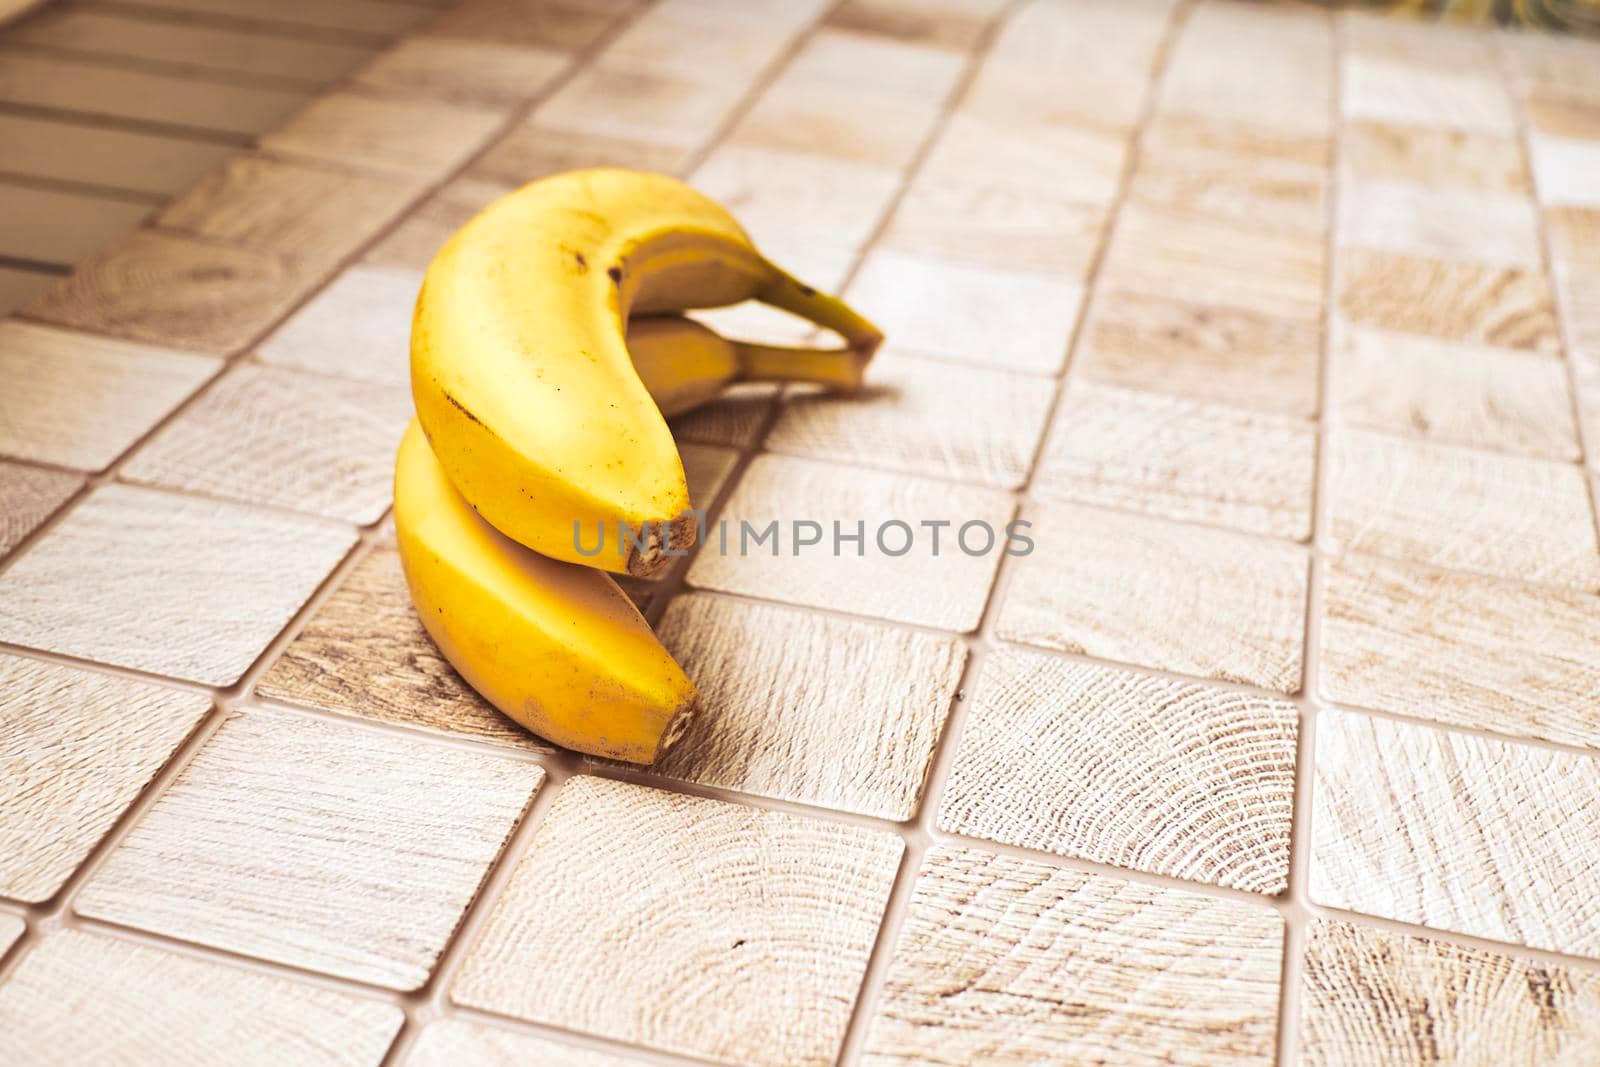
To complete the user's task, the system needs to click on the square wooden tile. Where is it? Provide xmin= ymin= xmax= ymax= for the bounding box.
xmin=1301 ymin=917 xmax=1600 ymax=1066
xmin=25 ymin=229 xmax=316 ymax=355
xmin=686 ymin=453 xmax=1013 ymax=632
xmin=1341 ymin=55 xmax=1516 ymax=135
xmin=256 ymin=264 xmax=421 ymax=387
xmin=0 ymin=655 xmax=209 ymax=902
xmin=651 ymin=593 xmax=965 ymax=818
xmin=1529 ymin=134 xmax=1600 ymax=207
xmin=364 ymin=176 xmax=512 ymax=271
xmin=540 ymin=64 xmax=739 ymax=151
xmin=881 ymin=176 xmax=1107 ymax=278
xmin=1035 ymin=383 xmax=1315 ymax=541
xmin=261 ymin=91 xmax=504 ymax=181
xmin=0 ymin=484 xmax=355 ymax=685
xmin=0 ymin=929 xmax=403 ymax=1066
xmin=765 ymin=350 xmax=1054 ymax=490
xmin=1330 ymin=324 xmax=1578 ymax=460
xmin=1128 ymin=150 xmax=1326 ymax=240
xmin=1141 ymin=112 xmax=1328 ymax=170
xmin=1341 ymin=121 xmax=1529 ymax=194
xmin=471 ymin=120 xmax=692 ymax=185
xmin=603 ymin=6 xmax=793 ymax=86
xmin=452 ymin=776 xmax=902 ymax=1066
xmin=355 ymin=37 xmax=569 ymax=109
xmin=982 ymin=0 xmax=1170 ymax=117
xmin=157 ymin=153 xmax=421 ymax=271
xmin=846 ymin=249 xmax=1085 ymax=374
xmin=1159 ymin=4 xmax=1331 ymax=138
xmin=1321 ymin=552 xmax=1600 ymax=750
xmin=121 ymin=363 xmax=411 ymax=525
xmin=939 ymin=650 xmax=1297 ymax=894
xmin=1546 ymin=205 xmax=1600 ymax=286
xmin=0 ymin=461 xmax=82 ymax=558
xmin=257 ymin=545 xmax=544 ymax=751
xmin=919 ymin=112 xmax=1129 ymax=202
xmin=1311 ymin=708 xmax=1600 ymax=958
xmin=825 ymin=0 xmax=999 ymax=52
xmin=1339 ymin=179 xmax=1542 ymax=270
xmin=1073 ymin=287 xmax=1320 ymax=417
xmin=1339 ymin=248 xmax=1560 ymax=353
xmin=0 ymin=320 xmax=220 ymax=472
xmin=783 ymin=28 xmax=966 ymax=101
xmin=997 ymin=503 xmax=1308 ymax=693
xmin=405 ymin=1019 xmax=651 ymax=1067
xmin=425 ymin=0 xmax=619 ymax=51
xmin=77 ymin=706 xmax=542 ymax=990
xmin=729 ymin=80 xmax=940 ymax=170
xmin=862 ymin=846 xmax=1283 ymax=1066
xmin=1325 ymin=428 xmax=1600 ymax=592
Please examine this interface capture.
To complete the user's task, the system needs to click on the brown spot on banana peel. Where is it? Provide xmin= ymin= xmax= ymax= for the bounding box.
xmin=442 ymin=390 xmax=486 ymax=427
xmin=607 ymin=266 xmax=623 ymax=283
xmin=652 ymin=697 xmax=696 ymax=763
xmin=625 ymin=509 xmax=700 ymax=578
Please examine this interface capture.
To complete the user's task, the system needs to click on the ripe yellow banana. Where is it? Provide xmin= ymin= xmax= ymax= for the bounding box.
xmin=394 ymin=419 xmax=695 ymax=763
xmin=412 ymin=168 xmax=882 ymax=578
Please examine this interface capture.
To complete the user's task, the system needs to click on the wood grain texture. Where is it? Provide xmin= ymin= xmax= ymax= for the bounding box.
xmin=1035 ymin=383 xmax=1316 ymax=540
xmin=257 ymin=546 xmax=543 ymax=750
xmin=404 ymin=1019 xmax=650 ymax=1067
xmin=425 ymin=0 xmax=621 ymax=51
xmin=1301 ymin=917 xmax=1600 ymax=1067
xmin=1339 ymin=248 xmax=1560 ymax=353
xmin=686 ymin=453 xmax=1013 ymax=632
xmin=1311 ymin=708 xmax=1600 ymax=958
xmin=920 ymin=112 xmax=1128 ymax=202
xmin=997 ymin=503 xmax=1307 ymax=693
xmin=882 ymin=175 xmax=1106 ymax=278
xmin=1341 ymin=55 xmax=1515 ymax=135
xmin=1128 ymin=149 xmax=1326 ymax=241
xmin=471 ymin=120 xmax=691 ymax=185
xmin=0 ymin=113 xmax=232 ymax=199
xmin=1326 ymin=428 xmax=1600 ymax=592
xmin=1523 ymin=91 xmax=1600 ymax=141
xmin=1339 ymin=179 xmax=1543 ymax=270
xmin=1341 ymin=120 xmax=1530 ymax=194
xmin=121 ymin=363 xmax=412 ymax=524
xmin=543 ymin=64 xmax=743 ymax=151
xmin=0 ymin=654 xmax=209 ymax=902
xmin=158 ymin=153 xmax=421 ymax=271
xmin=1074 ymin=286 xmax=1320 ymax=417
xmin=0 ymin=929 xmax=403 ymax=1067
xmin=112 ymin=0 xmax=430 ymax=35
xmin=765 ymin=350 xmax=1055 ymax=490
xmin=25 ymin=229 xmax=317 ymax=355
xmin=824 ymin=0 xmax=1003 ymax=52
xmin=0 ymin=484 xmax=355 ymax=685
xmin=364 ymin=175 xmax=511 ymax=270
xmin=781 ymin=28 xmax=965 ymax=101
xmin=1321 ymin=552 xmax=1600 ymax=750
xmin=1330 ymin=324 xmax=1578 ymax=460
xmin=861 ymin=846 xmax=1283 ymax=1066
xmin=730 ymin=77 xmax=941 ymax=171
xmin=938 ymin=650 xmax=1296 ymax=894
xmin=256 ymin=264 xmax=421 ymax=386
xmin=77 ymin=707 xmax=543 ymax=990
xmin=1158 ymin=2 xmax=1331 ymax=137
xmin=651 ymin=592 xmax=965 ymax=819
xmin=0 ymin=461 xmax=82 ymax=558
xmin=261 ymin=91 xmax=503 ymax=181
xmin=0 ymin=320 xmax=221 ymax=472
xmin=0 ymin=181 xmax=150 ymax=267
xmin=846 ymin=249 xmax=1084 ymax=374
xmin=354 ymin=37 xmax=569 ymax=109
xmin=452 ymin=776 xmax=902 ymax=1067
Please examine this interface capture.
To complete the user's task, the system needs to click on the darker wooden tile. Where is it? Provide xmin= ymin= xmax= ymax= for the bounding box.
xmin=24 ymin=230 xmax=315 ymax=355
xmin=824 ymin=0 xmax=992 ymax=51
xmin=355 ymin=37 xmax=570 ymax=110
xmin=424 ymin=0 xmax=623 ymax=52
xmin=471 ymin=120 xmax=691 ymax=185
xmin=1339 ymin=248 xmax=1561 ymax=354
xmin=0 ymin=461 xmax=82 ymax=559
xmin=261 ymin=91 xmax=504 ymax=182
xmin=1341 ymin=120 xmax=1529 ymax=195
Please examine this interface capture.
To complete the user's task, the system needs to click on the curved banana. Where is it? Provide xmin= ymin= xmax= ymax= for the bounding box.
xmin=394 ymin=419 xmax=695 ymax=763
xmin=412 ymin=168 xmax=882 ymax=578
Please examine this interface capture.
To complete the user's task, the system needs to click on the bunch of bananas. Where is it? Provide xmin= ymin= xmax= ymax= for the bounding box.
xmin=395 ymin=169 xmax=882 ymax=762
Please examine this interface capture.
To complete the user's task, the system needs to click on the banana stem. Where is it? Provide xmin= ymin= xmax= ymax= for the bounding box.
xmin=732 ymin=340 xmax=871 ymax=391
xmin=754 ymin=267 xmax=884 ymax=360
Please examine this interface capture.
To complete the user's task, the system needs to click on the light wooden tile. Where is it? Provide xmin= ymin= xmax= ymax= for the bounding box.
xmin=1339 ymin=248 xmax=1560 ymax=354
xmin=982 ymin=0 xmax=1171 ymax=114
xmin=157 ymin=154 xmax=421 ymax=271
xmin=1341 ymin=120 xmax=1529 ymax=194
xmin=651 ymin=593 xmax=965 ymax=818
xmin=939 ymin=651 xmax=1297 ymax=894
xmin=686 ymin=453 xmax=1012 ymax=632
xmin=0 ymin=182 xmax=150 ymax=267
xmin=1326 ymin=428 xmax=1600 ymax=592
xmin=1546 ymin=205 xmax=1600 ymax=288
xmin=766 ymin=350 xmax=1054 ymax=489
xmin=261 ymin=91 xmax=503 ymax=181
xmin=0 ymin=113 xmax=232 ymax=200
xmin=825 ymin=0 xmax=998 ymax=51
xmin=256 ymin=264 xmax=421 ymax=387
xmin=1036 ymin=383 xmax=1315 ymax=541
xmin=0 ymin=915 xmax=20 ymax=958
xmin=783 ymin=27 xmax=965 ymax=101
xmin=602 ymin=5 xmax=792 ymax=86
xmin=0 ymin=461 xmax=82 ymax=559
xmin=122 ymin=363 xmax=411 ymax=524
xmin=862 ymin=846 xmax=1284 ymax=1066
xmin=472 ymin=120 xmax=691 ymax=185
xmin=355 ymin=37 xmax=569 ymax=109
xmin=0 ymin=320 xmax=221 ymax=472
xmin=1322 ymin=552 xmax=1600 ymax=750
xmin=888 ymin=176 xmax=1107 ymax=278
xmin=1341 ymin=10 xmax=1496 ymax=70
xmin=1311 ymin=708 xmax=1600 ymax=958
xmin=1301 ymin=917 xmax=1600 ymax=1067
xmin=1342 ymin=55 xmax=1516 ymax=135
xmin=846 ymin=249 xmax=1084 ymax=374
xmin=0 ymin=484 xmax=355 ymax=685
xmin=540 ymin=64 xmax=739 ymax=151
xmin=77 ymin=707 xmax=542 ymax=990
xmin=426 ymin=0 xmax=619 ymax=51
xmin=919 ymin=112 xmax=1129 ymax=202
xmin=25 ymin=229 xmax=317 ymax=355
xmin=1159 ymin=3 xmax=1331 ymax=138
xmin=1502 ymin=32 xmax=1600 ymax=106
xmin=405 ymin=1019 xmax=650 ymax=1067
xmin=0 ymin=654 xmax=209 ymax=902
xmin=1339 ymin=179 xmax=1542 ymax=270
xmin=452 ymin=776 xmax=902 ymax=1067
xmin=363 ymin=175 xmax=511 ymax=271
xmin=257 ymin=546 xmax=542 ymax=750
xmin=1330 ymin=324 xmax=1578 ymax=461
xmin=1128 ymin=149 xmax=1326 ymax=240
xmin=997 ymin=503 xmax=1307 ymax=692
xmin=0 ymin=929 xmax=403 ymax=1067
xmin=1529 ymin=134 xmax=1600 ymax=207
xmin=1074 ymin=286 xmax=1320 ymax=417
xmin=1141 ymin=112 xmax=1328 ymax=169
xmin=729 ymin=80 xmax=939 ymax=170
